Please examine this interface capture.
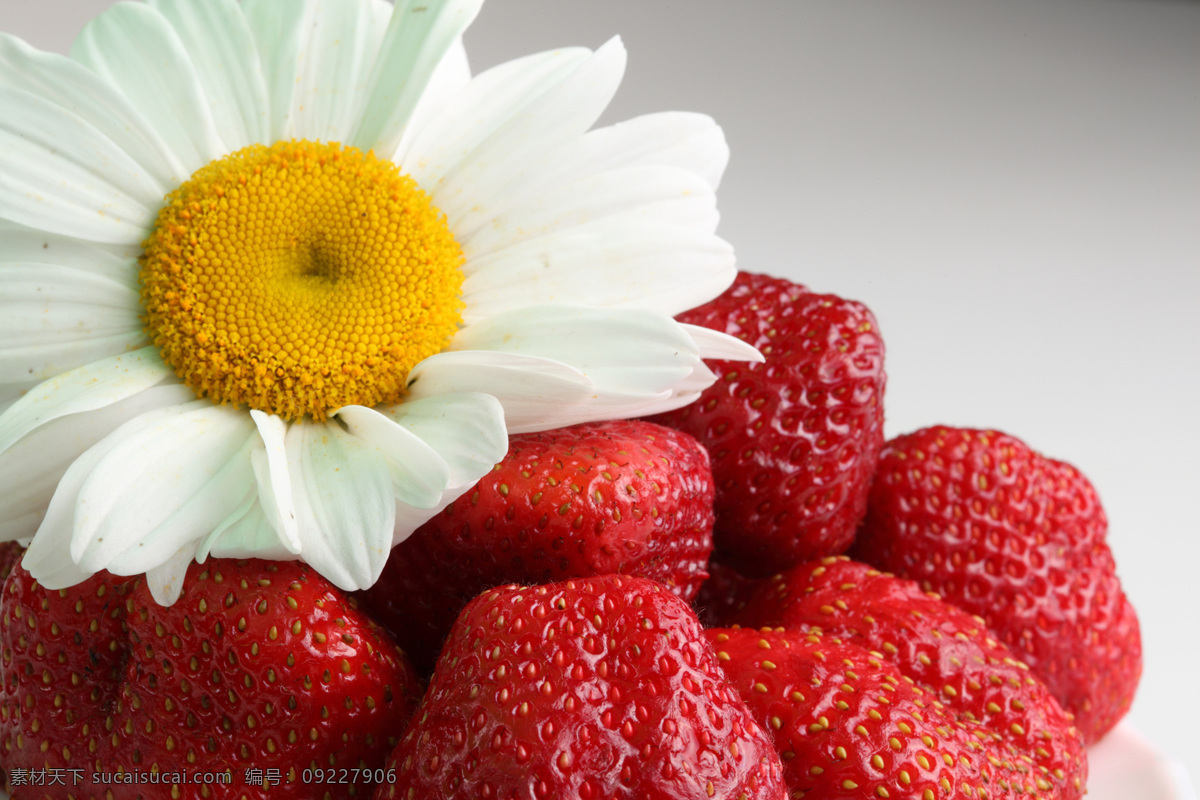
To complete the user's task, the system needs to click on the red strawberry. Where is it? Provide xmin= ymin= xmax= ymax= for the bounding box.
xmin=707 ymin=626 xmax=1073 ymax=799
xmin=851 ymin=426 xmax=1142 ymax=743
xmin=380 ymin=575 xmax=787 ymax=800
xmin=694 ymin=558 xmax=760 ymax=627
xmin=0 ymin=543 xmax=23 ymax=584
xmin=357 ymin=419 xmax=714 ymax=672
xmin=727 ymin=558 xmax=1087 ymax=798
xmin=0 ymin=567 xmax=132 ymax=797
xmin=648 ymin=271 xmax=886 ymax=576
xmin=0 ymin=559 xmax=422 ymax=799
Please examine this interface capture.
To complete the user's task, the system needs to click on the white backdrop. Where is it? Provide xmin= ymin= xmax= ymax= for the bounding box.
xmin=2 ymin=0 xmax=1198 ymax=784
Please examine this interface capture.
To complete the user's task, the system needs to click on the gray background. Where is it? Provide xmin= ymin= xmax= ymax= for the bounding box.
xmin=3 ymin=0 xmax=1198 ymax=782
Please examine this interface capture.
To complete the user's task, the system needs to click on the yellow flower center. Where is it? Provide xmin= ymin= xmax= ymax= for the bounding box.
xmin=140 ymin=140 xmax=464 ymax=421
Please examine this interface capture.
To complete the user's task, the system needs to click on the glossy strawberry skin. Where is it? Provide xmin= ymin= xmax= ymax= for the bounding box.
xmin=851 ymin=426 xmax=1142 ymax=743
xmin=648 ymin=272 xmax=886 ymax=576
xmin=1 ymin=559 xmax=421 ymax=799
xmin=727 ymin=558 xmax=1087 ymax=799
xmin=0 ymin=567 xmax=132 ymax=796
xmin=707 ymin=626 xmax=1058 ymax=799
xmin=358 ymin=420 xmax=714 ymax=672
xmin=380 ymin=575 xmax=787 ymax=800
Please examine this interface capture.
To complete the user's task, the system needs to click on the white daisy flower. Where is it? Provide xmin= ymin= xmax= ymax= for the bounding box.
xmin=0 ymin=0 xmax=759 ymax=604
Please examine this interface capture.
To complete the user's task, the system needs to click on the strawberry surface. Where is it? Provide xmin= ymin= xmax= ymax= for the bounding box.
xmin=693 ymin=558 xmax=760 ymax=628
xmin=380 ymin=575 xmax=787 ymax=800
xmin=647 ymin=271 xmax=886 ymax=576
xmin=851 ymin=426 xmax=1142 ymax=743
xmin=357 ymin=420 xmax=714 ymax=672
xmin=707 ymin=626 xmax=1069 ymax=799
xmin=0 ymin=559 xmax=421 ymax=799
xmin=725 ymin=558 xmax=1087 ymax=798
xmin=0 ymin=566 xmax=132 ymax=798
xmin=0 ymin=544 xmax=23 ymax=584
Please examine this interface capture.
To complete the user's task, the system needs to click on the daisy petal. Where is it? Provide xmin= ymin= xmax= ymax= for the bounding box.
xmin=435 ymin=37 xmax=627 ymax=229
xmin=409 ymin=349 xmax=680 ymax=435
xmin=0 ymin=346 xmax=172 ymax=456
xmin=192 ymin=485 xmax=253 ymax=561
xmin=400 ymin=46 xmax=591 ymax=189
xmin=201 ymin=496 xmax=294 ymax=562
xmin=391 ymin=35 xmax=471 ymax=161
xmin=21 ymin=521 xmax=93 ymax=589
xmin=357 ymin=393 xmax=508 ymax=548
xmin=239 ymin=0 xmax=312 ymax=142
xmin=0 ymin=265 xmax=141 ymax=346
xmin=547 ymin=111 xmax=730 ymax=193
xmin=0 ymin=33 xmax=184 ymax=190
xmin=105 ymin=434 xmax=260 ymax=577
xmin=451 ymin=305 xmax=699 ymax=396
xmin=461 ymin=220 xmax=736 ymax=321
xmin=408 ymin=350 xmax=591 ymax=432
xmin=144 ymin=543 xmax=200 ymax=606
xmin=460 ymin=165 xmax=718 ymax=258
xmin=0 ymin=87 xmax=162 ymax=243
xmin=620 ymin=361 xmax=721 ymax=419
xmin=581 ymin=327 xmax=758 ymax=420
xmin=0 ymin=331 xmax=149 ymax=387
xmin=0 ymin=381 xmax=38 ymax=417
xmin=0 ymin=218 xmax=139 ymax=283
xmin=349 ymin=0 xmax=484 ymax=156
xmin=333 ymin=405 xmax=449 ymax=510
xmin=681 ymin=323 xmax=766 ymax=363
xmin=0 ymin=383 xmax=196 ymax=544
xmin=679 ymin=361 xmax=719 ymax=395
xmin=378 ymin=391 xmax=506 ymax=489
xmin=71 ymin=1 xmax=225 ymax=174
xmin=21 ymin=399 xmax=197 ymax=588
xmin=382 ymin=461 xmax=494 ymax=550
xmin=70 ymin=403 xmax=256 ymax=575
xmin=145 ymin=0 xmax=270 ymax=149
xmin=286 ymin=420 xmax=397 ymax=592
xmin=412 ymin=308 xmax=751 ymax=433
xmin=284 ymin=0 xmax=393 ymax=144
xmin=249 ymin=410 xmax=301 ymax=554
xmin=455 ymin=112 xmax=730 ymax=240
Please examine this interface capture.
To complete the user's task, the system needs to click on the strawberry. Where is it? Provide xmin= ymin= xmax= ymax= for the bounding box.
xmin=647 ymin=271 xmax=886 ymax=577
xmin=850 ymin=426 xmax=1142 ymax=743
xmin=726 ymin=558 xmax=1087 ymax=798
xmin=707 ymin=626 xmax=1072 ymax=799
xmin=0 ymin=567 xmax=132 ymax=798
xmin=357 ymin=419 xmax=714 ymax=672
xmin=0 ymin=559 xmax=422 ymax=799
xmin=380 ymin=575 xmax=787 ymax=800
xmin=0 ymin=543 xmax=22 ymax=584
xmin=694 ymin=558 xmax=760 ymax=627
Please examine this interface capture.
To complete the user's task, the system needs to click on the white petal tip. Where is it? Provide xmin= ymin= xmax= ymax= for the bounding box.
xmin=21 ymin=552 xmax=93 ymax=592
xmin=147 ymin=578 xmax=185 ymax=607
xmin=682 ymin=324 xmax=764 ymax=363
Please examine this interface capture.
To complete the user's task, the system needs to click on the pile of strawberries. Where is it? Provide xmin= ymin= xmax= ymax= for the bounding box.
xmin=0 ymin=272 xmax=1141 ymax=799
